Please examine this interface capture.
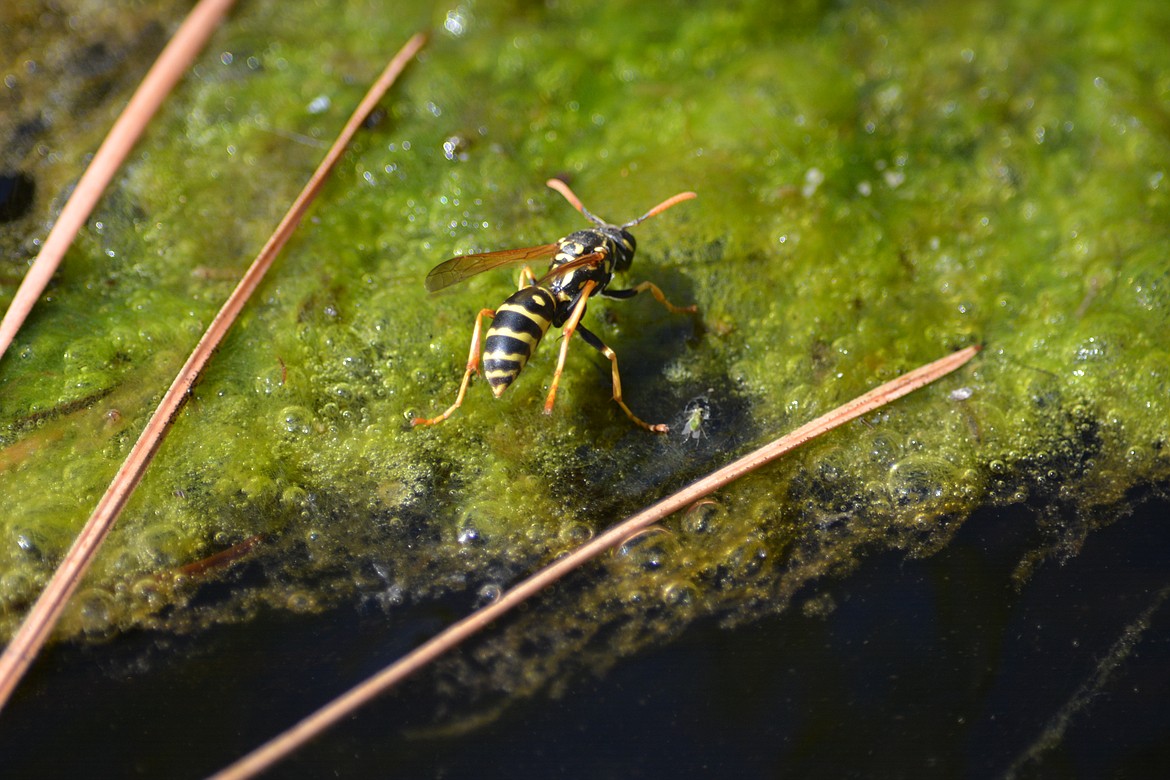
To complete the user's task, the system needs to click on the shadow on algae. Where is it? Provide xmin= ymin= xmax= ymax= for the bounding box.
xmin=1 ymin=0 xmax=1169 ymax=718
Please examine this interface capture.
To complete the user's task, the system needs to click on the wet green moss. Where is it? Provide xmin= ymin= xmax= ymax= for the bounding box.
xmin=1 ymin=0 xmax=1168 ymax=706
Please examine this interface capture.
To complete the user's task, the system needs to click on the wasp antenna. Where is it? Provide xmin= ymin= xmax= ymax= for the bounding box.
xmin=623 ymin=191 xmax=698 ymax=228
xmin=546 ymin=178 xmax=606 ymax=226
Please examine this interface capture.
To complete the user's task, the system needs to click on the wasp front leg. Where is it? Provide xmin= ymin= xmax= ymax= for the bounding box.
xmin=576 ymin=324 xmax=668 ymax=433
xmin=543 ymin=281 xmax=597 ymax=416
xmin=602 ymin=281 xmax=697 ymax=315
xmin=412 ymin=308 xmax=495 ymax=427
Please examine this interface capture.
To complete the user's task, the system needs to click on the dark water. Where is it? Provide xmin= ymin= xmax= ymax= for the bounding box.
xmin=3 ymin=496 xmax=1168 ymax=779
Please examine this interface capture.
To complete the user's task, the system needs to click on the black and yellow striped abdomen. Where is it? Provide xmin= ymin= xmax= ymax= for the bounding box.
xmin=483 ymin=286 xmax=557 ymax=396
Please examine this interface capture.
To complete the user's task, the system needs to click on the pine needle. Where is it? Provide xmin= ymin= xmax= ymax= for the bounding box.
xmin=0 ymin=32 xmax=428 ymax=713
xmin=209 ymin=344 xmax=980 ymax=780
xmin=0 ymin=0 xmax=238 ymax=364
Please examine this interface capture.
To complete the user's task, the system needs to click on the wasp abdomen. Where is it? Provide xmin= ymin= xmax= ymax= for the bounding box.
xmin=483 ymin=286 xmax=556 ymax=396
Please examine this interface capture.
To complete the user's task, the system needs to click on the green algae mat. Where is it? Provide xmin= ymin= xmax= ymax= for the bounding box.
xmin=2 ymin=0 xmax=1168 ymax=712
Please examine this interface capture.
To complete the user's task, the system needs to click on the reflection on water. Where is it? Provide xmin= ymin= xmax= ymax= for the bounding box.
xmin=3 ymin=495 xmax=1167 ymax=778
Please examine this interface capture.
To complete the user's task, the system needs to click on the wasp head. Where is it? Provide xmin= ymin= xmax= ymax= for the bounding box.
xmin=601 ymin=225 xmax=637 ymax=273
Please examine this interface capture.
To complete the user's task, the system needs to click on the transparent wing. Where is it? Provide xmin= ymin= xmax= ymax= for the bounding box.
xmin=424 ymin=244 xmax=559 ymax=292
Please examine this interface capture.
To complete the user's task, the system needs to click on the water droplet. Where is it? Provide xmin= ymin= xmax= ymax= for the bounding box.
xmin=306 ymin=94 xmax=330 ymax=114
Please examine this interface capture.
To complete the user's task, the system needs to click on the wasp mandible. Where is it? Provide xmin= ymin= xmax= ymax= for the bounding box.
xmin=411 ymin=178 xmax=697 ymax=433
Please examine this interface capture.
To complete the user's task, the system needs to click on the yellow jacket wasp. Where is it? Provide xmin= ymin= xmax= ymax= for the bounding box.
xmin=411 ymin=178 xmax=697 ymax=432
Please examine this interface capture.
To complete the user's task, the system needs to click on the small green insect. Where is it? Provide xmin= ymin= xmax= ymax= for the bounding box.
xmin=679 ymin=396 xmax=711 ymax=441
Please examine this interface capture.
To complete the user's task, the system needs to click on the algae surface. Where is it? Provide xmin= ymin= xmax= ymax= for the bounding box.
xmin=1 ymin=0 xmax=1168 ymax=709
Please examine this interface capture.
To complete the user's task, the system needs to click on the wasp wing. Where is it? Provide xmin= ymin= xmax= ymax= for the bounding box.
xmin=534 ymin=251 xmax=607 ymax=287
xmin=424 ymin=244 xmax=560 ymax=293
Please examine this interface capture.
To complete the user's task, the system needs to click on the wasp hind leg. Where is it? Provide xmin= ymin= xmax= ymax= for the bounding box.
xmin=576 ymin=324 xmax=668 ymax=433
xmin=411 ymin=308 xmax=495 ymax=427
xmin=602 ymin=281 xmax=697 ymax=315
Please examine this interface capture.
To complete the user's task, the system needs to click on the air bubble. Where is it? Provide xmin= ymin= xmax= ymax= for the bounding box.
xmin=680 ymin=501 xmax=719 ymax=536
xmin=75 ymin=588 xmax=116 ymax=636
xmin=662 ymin=581 xmax=698 ymax=608
xmin=15 ymin=532 xmax=39 ymax=557
xmin=131 ymin=578 xmax=166 ymax=611
xmin=281 ymin=486 xmax=309 ymax=508
xmin=476 ymin=583 xmax=503 ymax=606
xmin=279 ymin=406 xmax=314 ymax=434
xmin=136 ymin=526 xmax=183 ymax=568
xmin=559 ymin=522 xmax=593 ymax=545
xmin=0 ymin=571 xmax=32 ymax=607
xmin=614 ymin=528 xmax=678 ymax=572
xmin=253 ymin=365 xmax=284 ymax=395
xmin=457 ymin=524 xmax=481 ymax=545
xmin=728 ymin=540 xmax=768 ymax=577
xmin=887 ymin=455 xmax=957 ymax=509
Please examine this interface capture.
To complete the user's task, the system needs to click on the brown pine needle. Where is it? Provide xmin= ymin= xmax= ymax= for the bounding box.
xmin=0 ymin=0 xmax=238 ymax=365
xmin=209 ymin=344 xmax=980 ymax=780
xmin=0 ymin=32 xmax=428 ymax=714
